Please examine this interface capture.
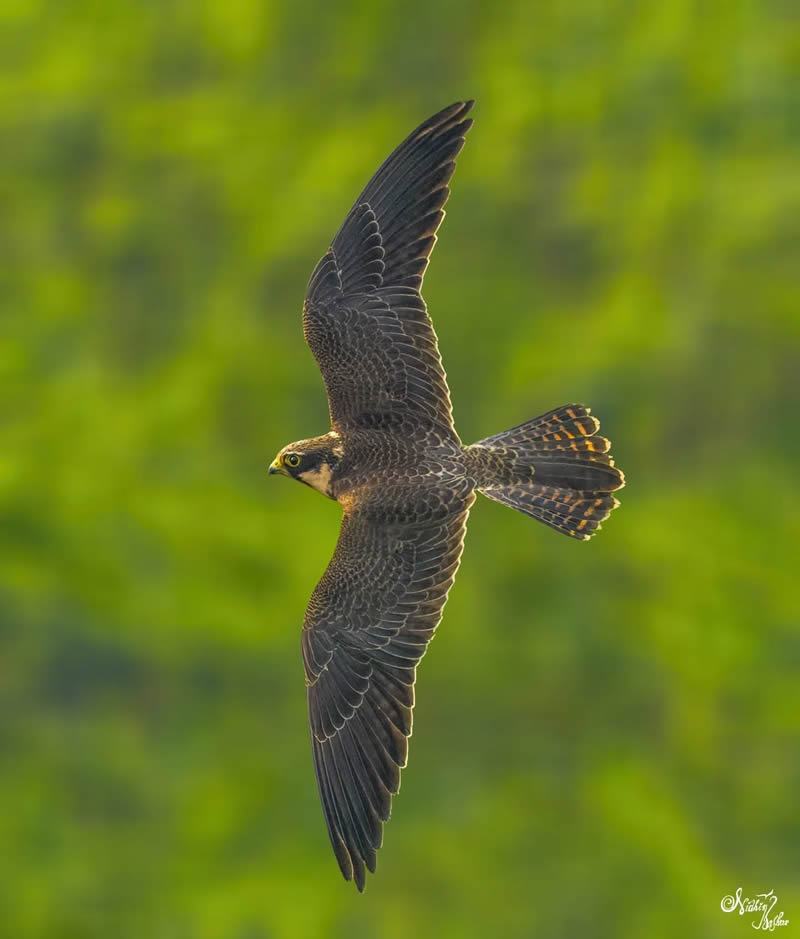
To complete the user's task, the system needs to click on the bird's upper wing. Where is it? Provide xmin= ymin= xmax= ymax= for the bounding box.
xmin=303 ymin=101 xmax=474 ymax=441
xmin=301 ymin=484 xmax=474 ymax=890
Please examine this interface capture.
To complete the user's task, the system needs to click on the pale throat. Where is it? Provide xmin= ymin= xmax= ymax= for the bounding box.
xmin=298 ymin=462 xmax=335 ymax=499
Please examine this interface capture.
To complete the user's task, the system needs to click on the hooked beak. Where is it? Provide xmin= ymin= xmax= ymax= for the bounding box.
xmin=268 ymin=458 xmax=284 ymax=476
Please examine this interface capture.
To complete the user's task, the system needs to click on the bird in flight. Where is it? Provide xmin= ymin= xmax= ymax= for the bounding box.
xmin=269 ymin=101 xmax=625 ymax=891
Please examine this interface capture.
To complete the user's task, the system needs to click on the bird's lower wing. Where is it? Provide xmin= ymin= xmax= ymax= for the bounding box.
xmin=301 ymin=486 xmax=474 ymax=890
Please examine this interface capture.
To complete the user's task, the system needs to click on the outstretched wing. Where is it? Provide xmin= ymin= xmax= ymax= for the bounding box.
xmin=301 ymin=485 xmax=474 ymax=890
xmin=303 ymin=101 xmax=474 ymax=440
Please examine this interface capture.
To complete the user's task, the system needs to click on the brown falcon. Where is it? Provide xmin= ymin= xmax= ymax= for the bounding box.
xmin=269 ymin=101 xmax=625 ymax=891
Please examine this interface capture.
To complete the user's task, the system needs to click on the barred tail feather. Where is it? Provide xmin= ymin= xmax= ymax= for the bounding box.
xmin=480 ymin=485 xmax=620 ymax=540
xmin=470 ymin=404 xmax=625 ymax=541
xmin=478 ymin=404 xmax=601 ymax=445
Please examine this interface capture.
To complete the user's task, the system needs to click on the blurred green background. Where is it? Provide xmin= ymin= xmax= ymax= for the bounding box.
xmin=2 ymin=1 xmax=799 ymax=936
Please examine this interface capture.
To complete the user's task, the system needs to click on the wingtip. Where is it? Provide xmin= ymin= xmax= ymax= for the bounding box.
xmin=339 ymin=848 xmax=369 ymax=892
xmin=455 ymin=99 xmax=475 ymax=124
xmin=428 ymin=99 xmax=475 ymax=131
xmin=353 ymin=856 xmax=367 ymax=892
xmin=444 ymin=98 xmax=474 ymax=113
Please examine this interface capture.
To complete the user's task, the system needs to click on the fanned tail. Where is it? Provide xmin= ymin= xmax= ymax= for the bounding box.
xmin=467 ymin=405 xmax=625 ymax=541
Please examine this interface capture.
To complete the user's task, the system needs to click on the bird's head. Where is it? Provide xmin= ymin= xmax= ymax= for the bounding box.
xmin=269 ymin=433 xmax=342 ymax=499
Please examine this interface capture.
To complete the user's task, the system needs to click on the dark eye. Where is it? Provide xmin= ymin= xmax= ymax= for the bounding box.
xmin=285 ymin=453 xmax=301 ymax=469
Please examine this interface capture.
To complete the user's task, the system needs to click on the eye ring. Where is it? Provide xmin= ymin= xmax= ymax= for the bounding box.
xmin=284 ymin=453 xmax=301 ymax=469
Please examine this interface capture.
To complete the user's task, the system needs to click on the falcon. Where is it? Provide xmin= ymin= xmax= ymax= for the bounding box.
xmin=269 ymin=101 xmax=625 ymax=890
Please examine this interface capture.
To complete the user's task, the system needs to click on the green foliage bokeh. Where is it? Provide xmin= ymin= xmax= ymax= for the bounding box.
xmin=2 ymin=1 xmax=799 ymax=936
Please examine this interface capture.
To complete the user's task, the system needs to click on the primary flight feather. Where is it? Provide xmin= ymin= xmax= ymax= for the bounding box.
xmin=269 ymin=100 xmax=625 ymax=891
